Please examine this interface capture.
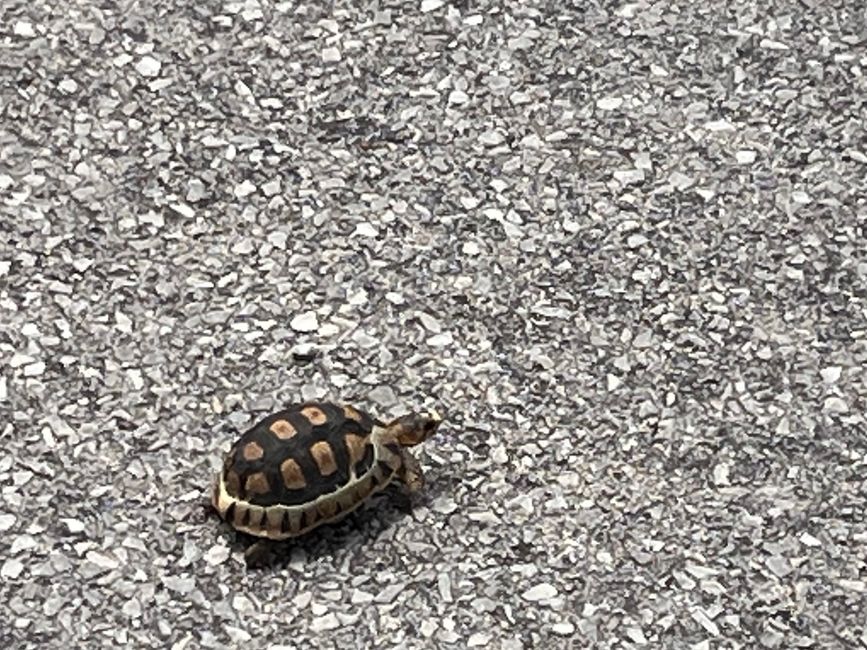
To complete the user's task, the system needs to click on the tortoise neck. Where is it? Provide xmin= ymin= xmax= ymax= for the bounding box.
xmin=372 ymin=424 xmax=400 ymax=447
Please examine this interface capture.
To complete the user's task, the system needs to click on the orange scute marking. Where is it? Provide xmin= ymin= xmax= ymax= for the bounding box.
xmin=225 ymin=470 xmax=241 ymax=495
xmin=242 ymin=441 xmax=264 ymax=461
xmin=280 ymin=458 xmax=307 ymax=490
xmin=343 ymin=405 xmax=363 ymax=422
xmin=310 ymin=441 xmax=338 ymax=476
xmin=269 ymin=419 xmax=297 ymax=440
xmin=344 ymin=434 xmax=367 ymax=466
xmin=245 ymin=472 xmax=270 ymax=495
xmin=301 ymin=406 xmax=327 ymax=426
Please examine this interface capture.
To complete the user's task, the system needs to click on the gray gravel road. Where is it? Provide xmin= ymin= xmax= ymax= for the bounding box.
xmin=2 ymin=1 xmax=866 ymax=648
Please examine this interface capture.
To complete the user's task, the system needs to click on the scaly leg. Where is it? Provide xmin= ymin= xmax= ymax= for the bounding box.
xmin=244 ymin=539 xmax=274 ymax=568
xmin=397 ymin=449 xmax=424 ymax=493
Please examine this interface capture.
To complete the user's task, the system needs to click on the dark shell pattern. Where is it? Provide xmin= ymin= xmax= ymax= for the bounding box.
xmin=220 ymin=401 xmax=381 ymax=507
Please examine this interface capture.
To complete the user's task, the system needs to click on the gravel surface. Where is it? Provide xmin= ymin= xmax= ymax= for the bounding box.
xmin=2 ymin=1 xmax=867 ymax=648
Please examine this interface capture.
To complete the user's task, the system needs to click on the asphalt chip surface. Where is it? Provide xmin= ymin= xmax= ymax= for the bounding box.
xmin=2 ymin=1 xmax=866 ymax=648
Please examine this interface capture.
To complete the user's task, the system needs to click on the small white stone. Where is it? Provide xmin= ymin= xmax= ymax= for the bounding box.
xmin=736 ymin=150 xmax=757 ymax=164
xmin=627 ymin=233 xmax=648 ymax=248
xmin=420 ymin=619 xmax=438 ymax=637
xmin=235 ymin=79 xmax=253 ymax=99
xmin=614 ymin=169 xmax=645 ymax=185
xmin=171 ymin=203 xmax=195 ymax=219
xmin=204 ymin=544 xmax=230 ymax=565
xmin=233 ymin=180 xmax=256 ymax=198
xmin=705 ymin=119 xmax=735 ymax=132
xmin=427 ymin=332 xmax=454 ymax=347
xmin=225 ymin=626 xmax=251 ymax=643
xmin=690 ymin=608 xmax=720 ymax=636
xmin=712 ymin=462 xmax=730 ymax=486
xmin=448 ymin=89 xmax=469 ymax=105
xmin=385 ymin=293 xmax=404 ymax=306
xmin=438 ymin=573 xmax=453 ymax=602
xmin=606 ymin=374 xmax=621 ymax=391
xmin=521 ymin=583 xmax=557 ymax=602
xmin=760 ymin=38 xmax=789 ymax=50
xmin=479 ymin=130 xmax=505 ymax=146
xmin=839 ymin=579 xmax=866 ymax=593
xmin=431 ymin=496 xmax=458 ymax=515
xmin=0 ymin=514 xmax=16 ymax=532
xmin=232 ymin=595 xmax=254 ymax=613
xmin=60 ymin=518 xmax=85 ymax=534
xmin=122 ymin=598 xmax=141 ymax=619
xmin=310 ymin=613 xmax=340 ymax=632
xmin=625 ymin=627 xmax=647 ymax=644
xmin=187 ymin=180 xmax=207 ymax=202
xmin=597 ymin=96 xmax=623 ymax=110
xmin=290 ymin=311 xmax=319 ymax=333
xmin=1 ymin=559 xmax=24 ymax=580
xmin=798 ymin=532 xmax=821 ymax=547
xmin=292 ymin=591 xmax=312 ymax=608
xmin=321 ymin=47 xmax=341 ymax=63
xmin=115 ymin=310 xmax=133 ymax=334
xmin=684 ymin=564 xmax=718 ymax=579
xmin=468 ymin=633 xmax=491 ymax=647
xmin=552 ymin=622 xmax=575 ymax=635
xmin=460 ymin=196 xmax=481 ymax=209
xmin=823 ymin=396 xmax=848 ymax=414
xmin=231 ymin=239 xmax=254 ymax=255
xmin=135 ymin=56 xmax=161 ymax=78
xmin=59 ymin=78 xmax=78 ymax=93
xmin=765 ymin=555 xmax=791 ymax=578
xmin=10 ymin=535 xmax=36 ymax=554
xmin=86 ymin=550 xmax=119 ymax=570
xmin=462 ymin=241 xmax=480 ymax=255
xmin=262 ymin=179 xmax=281 ymax=196
xmin=350 ymin=589 xmax=374 ymax=604
xmin=420 ymin=0 xmax=445 ymax=11
xmin=113 ymin=53 xmax=133 ymax=67
xmin=353 ymin=222 xmax=379 ymax=238
xmin=127 ymin=369 xmax=144 ymax=390
xmin=163 ymin=576 xmax=196 ymax=594
xmin=820 ymin=366 xmax=842 ymax=383
xmin=14 ymin=21 xmax=36 ymax=37
xmin=634 ymin=152 xmax=653 ymax=170
xmin=348 ymin=289 xmax=368 ymax=306
xmin=563 ymin=219 xmax=580 ymax=233
xmin=23 ymin=361 xmax=45 ymax=377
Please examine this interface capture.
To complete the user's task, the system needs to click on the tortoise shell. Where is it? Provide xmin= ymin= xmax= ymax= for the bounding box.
xmin=211 ymin=401 xmax=406 ymax=540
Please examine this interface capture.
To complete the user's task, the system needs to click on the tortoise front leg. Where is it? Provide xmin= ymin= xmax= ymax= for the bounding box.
xmin=243 ymin=539 xmax=274 ymax=568
xmin=397 ymin=449 xmax=424 ymax=493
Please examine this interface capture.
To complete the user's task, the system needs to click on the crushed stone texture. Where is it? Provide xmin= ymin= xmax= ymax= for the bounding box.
xmin=2 ymin=2 xmax=866 ymax=649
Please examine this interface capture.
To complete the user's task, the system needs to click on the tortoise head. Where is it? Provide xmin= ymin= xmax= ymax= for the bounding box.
xmin=385 ymin=409 xmax=443 ymax=446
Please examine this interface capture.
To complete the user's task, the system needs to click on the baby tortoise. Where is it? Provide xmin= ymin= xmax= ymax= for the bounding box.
xmin=211 ymin=400 xmax=442 ymax=565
